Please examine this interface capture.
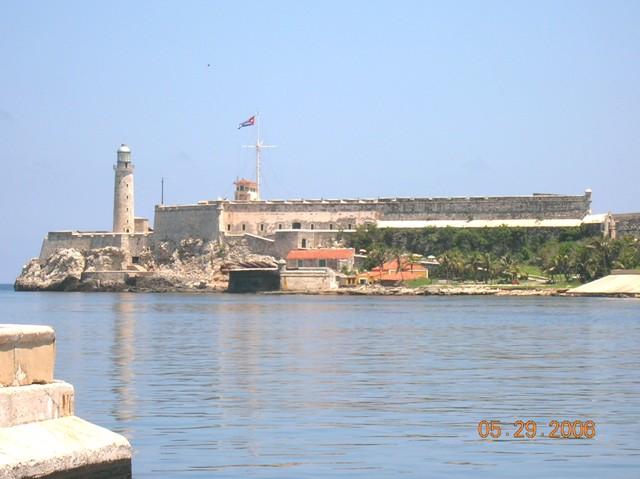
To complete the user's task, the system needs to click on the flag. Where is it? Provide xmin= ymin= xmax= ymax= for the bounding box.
xmin=237 ymin=116 xmax=255 ymax=129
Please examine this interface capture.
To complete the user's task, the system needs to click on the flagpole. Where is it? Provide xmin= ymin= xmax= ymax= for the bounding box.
xmin=256 ymin=111 xmax=261 ymax=200
xmin=241 ymin=111 xmax=275 ymax=201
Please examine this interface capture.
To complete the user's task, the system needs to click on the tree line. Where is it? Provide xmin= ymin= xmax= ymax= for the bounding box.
xmin=343 ymin=225 xmax=640 ymax=283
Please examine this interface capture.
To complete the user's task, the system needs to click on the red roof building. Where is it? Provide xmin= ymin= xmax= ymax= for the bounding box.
xmin=358 ymin=256 xmax=429 ymax=285
xmin=286 ymin=248 xmax=355 ymax=271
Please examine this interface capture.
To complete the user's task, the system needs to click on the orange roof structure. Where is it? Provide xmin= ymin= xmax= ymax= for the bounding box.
xmin=286 ymin=248 xmax=355 ymax=260
xmin=374 ymin=271 xmax=421 ymax=282
xmin=371 ymin=258 xmax=428 ymax=273
xmin=234 ymin=178 xmax=257 ymax=187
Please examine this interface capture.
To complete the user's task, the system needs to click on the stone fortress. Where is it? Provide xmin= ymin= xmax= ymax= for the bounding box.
xmin=20 ymin=143 xmax=637 ymax=291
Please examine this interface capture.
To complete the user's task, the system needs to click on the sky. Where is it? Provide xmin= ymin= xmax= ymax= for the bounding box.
xmin=1 ymin=1 xmax=639 ymax=283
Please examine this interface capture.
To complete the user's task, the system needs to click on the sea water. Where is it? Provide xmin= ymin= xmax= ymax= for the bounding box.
xmin=1 ymin=288 xmax=639 ymax=478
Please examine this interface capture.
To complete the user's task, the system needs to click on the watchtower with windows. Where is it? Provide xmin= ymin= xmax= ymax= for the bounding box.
xmin=234 ymin=178 xmax=258 ymax=201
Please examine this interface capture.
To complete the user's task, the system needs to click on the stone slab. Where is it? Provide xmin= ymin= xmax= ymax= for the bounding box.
xmin=0 ymin=325 xmax=55 ymax=387
xmin=0 ymin=381 xmax=74 ymax=428
xmin=0 ymin=416 xmax=131 ymax=479
xmin=567 ymin=274 xmax=640 ymax=295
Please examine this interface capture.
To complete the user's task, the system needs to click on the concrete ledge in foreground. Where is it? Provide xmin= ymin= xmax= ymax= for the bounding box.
xmin=0 ymin=325 xmax=55 ymax=387
xmin=0 ymin=381 xmax=74 ymax=428
xmin=0 ymin=416 xmax=131 ymax=479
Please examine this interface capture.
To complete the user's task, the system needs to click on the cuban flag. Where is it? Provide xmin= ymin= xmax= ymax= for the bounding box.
xmin=237 ymin=116 xmax=255 ymax=129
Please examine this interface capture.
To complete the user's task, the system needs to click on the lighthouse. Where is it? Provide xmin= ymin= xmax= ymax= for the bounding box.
xmin=113 ymin=144 xmax=135 ymax=233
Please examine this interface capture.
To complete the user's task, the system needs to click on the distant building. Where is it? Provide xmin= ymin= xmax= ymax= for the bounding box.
xmin=358 ymin=257 xmax=429 ymax=285
xmin=234 ymin=179 xmax=258 ymax=201
xmin=286 ymin=248 xmax=355 ymax=271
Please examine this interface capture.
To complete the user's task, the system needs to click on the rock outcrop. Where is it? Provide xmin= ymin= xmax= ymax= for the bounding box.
xmin=14 ymin=240 xmax=277 ymax=293
xmin=15 ymin=249 xmax=86 ymax=291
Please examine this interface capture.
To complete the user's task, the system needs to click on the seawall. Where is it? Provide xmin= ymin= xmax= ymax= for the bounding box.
xmin=0 ymin=324 xmax=132 ymax=478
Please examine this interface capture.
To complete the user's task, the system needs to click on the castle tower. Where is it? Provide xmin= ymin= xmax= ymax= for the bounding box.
xmin=113 ymin=144 xmax=135 ymax=233
xmin=234 ymin=178 xmax=258 ymax=201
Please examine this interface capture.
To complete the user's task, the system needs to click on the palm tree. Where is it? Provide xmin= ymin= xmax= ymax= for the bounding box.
xmin=499 ymin=254 xmax=520 ymax=283
xmin=405 ymin=253 xmax=421 ymax=274
xmin=390 ymin=248 xmax=407 ymax=283
xmin=369 ymin=246 xmax=391 ymax=283
xmin=438 ymin=253 xmax=455 ymax=283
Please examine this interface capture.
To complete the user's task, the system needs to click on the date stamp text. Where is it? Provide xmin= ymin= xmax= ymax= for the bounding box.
xmin=477 ymin=420 xmax=596 ymax=439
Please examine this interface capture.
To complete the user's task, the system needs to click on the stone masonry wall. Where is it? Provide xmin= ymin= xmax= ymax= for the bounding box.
xmin=152 ymin=191 xmax=592 ymax=244
xmin=40 ymin=231 xmax=150 ymax=261
xmin=152 ymin=203 xmax=222 ymax=245
xmin=614 ymin=213 xmax=640 ymax=237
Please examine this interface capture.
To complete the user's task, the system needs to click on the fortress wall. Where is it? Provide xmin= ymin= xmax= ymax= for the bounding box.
xmin=378 ymin=194 xmax=591 ymax=221
xmin=153 ymin=204 xmax=222 ymax=244
xmin=240 ymin=234 xmax=277 ymax=257
xmin=151 ymin=192 xmax=592 ymax=246
xmin=223 ymin=205 xmax=375 ymax=236
xmin=271 ymin=230 xmax=344 ymax=259
xmin=223 ymin=192 xmax=591 ymax=226
xmin=230 ymin=231 xmax=344 ymax=259
xmin=39 ymin=232 xmax=149 ymax=260
xmin=614 ymin=213 xmax=640 ymax=237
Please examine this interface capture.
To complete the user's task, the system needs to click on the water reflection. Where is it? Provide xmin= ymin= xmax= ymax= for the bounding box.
xmin=9 ymin=293 xmax=637 ymax=478
xmin=112 ymin=297 xmax=138 ymax=428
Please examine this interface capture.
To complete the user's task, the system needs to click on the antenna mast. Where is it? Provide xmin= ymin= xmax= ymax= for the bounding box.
xmin=242 ymin=112 xmax=276 ymax=200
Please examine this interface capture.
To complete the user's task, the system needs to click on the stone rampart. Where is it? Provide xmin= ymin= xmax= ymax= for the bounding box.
xmin=153 ymin=203 xmax=222 ymax=245
xmin=614 ymin=213 xmax=640 ymax=237
xmin=40 ymin=231 xmax=149 ymax=261
xmin=153 ymin=191 xmax=592 ymax=245
xmin=223 ymin=192 xmax=591 ymax=221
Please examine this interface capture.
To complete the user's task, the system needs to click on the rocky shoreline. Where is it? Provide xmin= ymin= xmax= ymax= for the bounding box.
xmin=12 ymin=240 xmax=570 ymax=296
xmin=265 ymin=284 xmax=565 ymax=296
xmin=13 ymin=240 xmax=275 ymax=293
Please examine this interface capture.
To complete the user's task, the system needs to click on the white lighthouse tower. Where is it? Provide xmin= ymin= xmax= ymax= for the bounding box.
xmin=113 ymin=144 xmax=135 ymax=233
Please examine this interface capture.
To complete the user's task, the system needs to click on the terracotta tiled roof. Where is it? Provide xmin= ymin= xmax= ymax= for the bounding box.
xmin=286 ymin=248 xmax=355 ymax=260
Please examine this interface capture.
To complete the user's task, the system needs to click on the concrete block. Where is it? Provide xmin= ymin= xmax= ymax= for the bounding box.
xmin=0 ymin=416 xmax=131 ymax=479
xmin=0 ymin=325 xmax=55 ymax=387
xmin=0 ymin=381 xmax=74 ymax=428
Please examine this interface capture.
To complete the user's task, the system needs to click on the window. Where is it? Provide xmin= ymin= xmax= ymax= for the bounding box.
xmin=329 ymin=224 xmax=333 ymax=230
xmin=348 ymin=224 xmax=352 ymax=230
xmin=293 ymin=222 xmax=301 ymax=229
xmin=260 ymin=224 xmax=264 ymax=232
xmin=319 ymin=259 xmax=327 ymax=267
xmin=227 ymin=224 xmax=231 ymax=231
xmin=301 ymin=239 xmax=307 ymax=248
xmin=242 ymin=224 xmax=246 ymax=231
xmin=279 ymin=224 xmax=283 ymax=230
xmin=297 ymin=259 xmax=304 ymax=268
xmin=310 ymin=224 xmax=315 ymax=230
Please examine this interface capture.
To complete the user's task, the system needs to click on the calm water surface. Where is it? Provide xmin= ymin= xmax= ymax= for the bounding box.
xmin=1 ymin=288 xmax=639 ymax=478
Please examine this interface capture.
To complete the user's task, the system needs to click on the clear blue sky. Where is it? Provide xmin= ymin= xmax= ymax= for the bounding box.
xmin=1 ymin=1 xmax=639 ymax=282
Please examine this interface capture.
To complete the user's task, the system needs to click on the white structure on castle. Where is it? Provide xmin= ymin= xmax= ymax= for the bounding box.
xmin=113 ymin=144 xmax=135 ymax=233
